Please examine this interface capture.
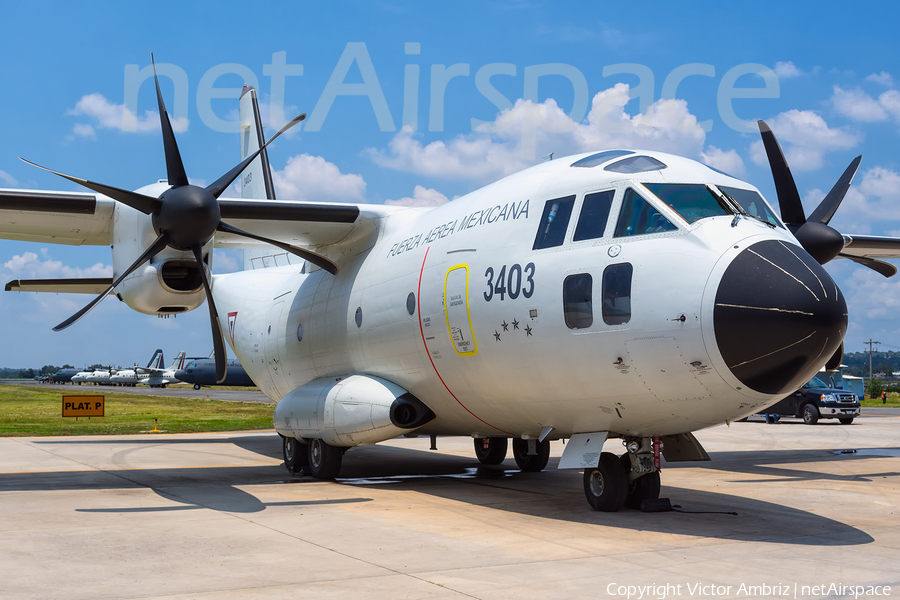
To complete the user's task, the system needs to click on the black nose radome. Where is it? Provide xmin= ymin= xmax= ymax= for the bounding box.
xmin=714 ymin=240 xmax=847 ymax=395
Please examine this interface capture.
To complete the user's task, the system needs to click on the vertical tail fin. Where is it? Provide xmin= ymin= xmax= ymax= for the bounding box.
xmin=147 ymin=349 xmax=164 ymax=369
xmin=238 ymin=85 xmax=276 ymax=200
xmin=169 ymin=350 xmax=186 ymax=370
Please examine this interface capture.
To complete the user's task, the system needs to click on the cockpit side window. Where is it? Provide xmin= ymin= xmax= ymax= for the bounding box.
xmin=573 ymin=190 xmax=614 ymax=241
xmin=533 ymin=195 xmax=576 ymax=250
xmin=718 ymin=186 xmax=783 ymax=228
xmin=614 ymin=188 xmax=678 ymax=237
xmin=643 ymin=183 xmax=732 ymax=224
xmin=602 ymin=263 xmax=632 ymax=325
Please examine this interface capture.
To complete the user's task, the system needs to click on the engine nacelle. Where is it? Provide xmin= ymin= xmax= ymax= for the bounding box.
xmin=274 ymin=375 xmax=435 ymax=447
xmin=110 ymin=183 xmax=209 ymax=315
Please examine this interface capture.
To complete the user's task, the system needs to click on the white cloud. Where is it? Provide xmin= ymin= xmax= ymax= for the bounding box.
xmin=865 ymin=71 xmax=895 ymax=86
xmin=700 ymin=146 xmax=746 ymax=178
xmin=72 ymin=123 xmax=96 ymax=139
xmin=821 ymin=167 xmax=900 ymax=235
xmin=831 ymin=86 xmax=888 ymax=122
xmin=0 ymin=169 xmax=17 ymax=186
xmin=272 ymin=153 xmax=366 ymax=202
xmin=2 ymin=250 xmax=112 ymax=279
xmin=750 ymin=110 xmax=860 ymax=171
xmin=773 ymin=61 xmax=803 ymax=79
xmin=384 ymin=185 xmax=450 ymax=207
xmin=830 ymin=86 xmax=900 ymax=123
xmin=68 ymin=93 xmax=188 ymax=135
xmin=369 ymin=84 xmax=710 ymax=183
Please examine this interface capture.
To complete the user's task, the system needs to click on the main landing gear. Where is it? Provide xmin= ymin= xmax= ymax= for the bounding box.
xmin=473 ymin=437 xmax=551 ymax=472
xmin=282 ymin=436 xmax=345 ymax=479
xmin=583 ymin=437 xmax=661 ymax=512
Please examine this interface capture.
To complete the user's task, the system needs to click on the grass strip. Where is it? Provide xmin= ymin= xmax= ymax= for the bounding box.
xmin=0 ymin=384 xmax=274 ymax=436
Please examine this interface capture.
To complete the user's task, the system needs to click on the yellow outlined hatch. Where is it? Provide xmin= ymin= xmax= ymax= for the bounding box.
xmin=444 ymin=264 xmax=478 ymax=356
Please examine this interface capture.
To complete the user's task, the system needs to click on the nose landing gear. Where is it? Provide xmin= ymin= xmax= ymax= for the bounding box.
xmin=583 ymin=436 xmax=662 ymax=511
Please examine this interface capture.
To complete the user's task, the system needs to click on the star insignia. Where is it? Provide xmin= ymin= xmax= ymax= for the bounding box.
xmin=512 ymin=319 xmax=519 ymax=330
xmin=494 ymin=330 xmax=501 ymax=341
xmin=525 ymin=324 xmax=533 ymax=337
xmin=501 ymin=320 xmax=509 ymax=332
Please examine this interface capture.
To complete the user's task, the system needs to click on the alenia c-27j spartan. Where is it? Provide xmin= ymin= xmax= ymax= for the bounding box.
xmin=3 ymin=57 xmax=898 ymax=511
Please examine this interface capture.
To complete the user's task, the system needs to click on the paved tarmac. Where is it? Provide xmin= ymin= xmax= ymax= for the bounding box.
xmin=1 ymin=417 xmax=899 ymax=599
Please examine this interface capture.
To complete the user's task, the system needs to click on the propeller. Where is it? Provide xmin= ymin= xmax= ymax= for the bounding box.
xmin=21 ymin=54 xmax=313 ymax=383
xmin=757 ymin=120 xmax=866 ymax=268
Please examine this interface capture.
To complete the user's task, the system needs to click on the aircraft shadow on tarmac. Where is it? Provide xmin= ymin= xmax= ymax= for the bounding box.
xmin=9 ymin=434 xmax=891 ymax=545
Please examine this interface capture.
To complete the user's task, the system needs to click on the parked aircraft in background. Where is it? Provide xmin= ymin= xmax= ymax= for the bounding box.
xmin=3 ymin=57 xmax=900 ymax=511
xmin=175 ymin=354 xmax=255 ymax=389
xmin=110 ymin=349 xmax=164 ymax=386
xmin=136 ymin=351 xmax=185 ymax=388
xmin=47 ymin=368 xmax=79 ymax=383
xmin=70 ymin=370 xmax=94 ymax=385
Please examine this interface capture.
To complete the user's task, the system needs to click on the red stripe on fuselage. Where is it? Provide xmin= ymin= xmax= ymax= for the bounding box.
xmin=417 ymin=247 xmax=507 ymax=434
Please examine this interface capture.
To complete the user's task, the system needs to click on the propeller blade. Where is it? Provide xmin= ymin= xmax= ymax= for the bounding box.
xmin=825 ymin=342 xmax=843 ymax=372
xmin=837 ymin=253 xmax=898 ymax=278
xmin=191 ymin=245 xmax=227 ymax=383
xmin=53 ymin=232 xmax=170 ymax=331
xmin=205 ymin=113 xmax=306 ymax=199
xmin=18 ymin=158 xmax=161 ymax=215
xmin=809 ymin=155 xmax=862 ymax=225
xmin=757 ymin=120 xmax=806 ymax=224
xmin=151 ymin=54 xmax=189 ymax=188
xmin=217 ymin=221 xmax=339 ymax=274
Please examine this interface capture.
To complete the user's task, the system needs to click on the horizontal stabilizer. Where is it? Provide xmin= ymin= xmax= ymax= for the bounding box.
xmin=5 ymin=278 xmax=114 ymax=294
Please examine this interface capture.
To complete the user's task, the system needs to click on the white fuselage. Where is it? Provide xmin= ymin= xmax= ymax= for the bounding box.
xmin=213 ymin=151 xmax=840 ymax=440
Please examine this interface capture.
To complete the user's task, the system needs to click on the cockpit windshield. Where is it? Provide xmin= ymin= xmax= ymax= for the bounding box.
xmin=643 ymin=183 xmax=733 ymax=224
xmin=717 ymin=186 xmax=783 ymax=229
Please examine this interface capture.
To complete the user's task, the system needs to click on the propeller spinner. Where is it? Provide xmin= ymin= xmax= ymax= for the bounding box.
xmin=20 ymin=55 xmax=314 ymax=383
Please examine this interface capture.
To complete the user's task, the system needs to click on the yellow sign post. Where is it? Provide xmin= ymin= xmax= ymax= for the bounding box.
xmin=62 ymin=395 xmax=105 ymax=418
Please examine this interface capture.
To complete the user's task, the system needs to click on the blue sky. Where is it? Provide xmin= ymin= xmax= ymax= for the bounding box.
xmin=2 ymin=1 xmax=900 ymax=367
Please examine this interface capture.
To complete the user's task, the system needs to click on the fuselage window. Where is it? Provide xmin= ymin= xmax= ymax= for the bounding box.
xmin=718 ymin=185 xmax=783 ymax=228
xmin=563 ymin=273 xmax=593 ymax=329
xmin=573 ymin=190 xmax=615 ymax=241
xmin=614 ymin=188 xmax=677 ymax=237
xmin=643 ymin=183 xmax=732 ymax=224
xmin=602 ymin=263 xmax=633 ymax=325
xmin=533 ymin=195 xmax=576 ymax=250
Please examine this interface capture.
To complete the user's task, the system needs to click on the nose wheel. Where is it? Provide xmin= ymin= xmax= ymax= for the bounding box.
xmin=583 ymin=452 xmax=628 ymax=511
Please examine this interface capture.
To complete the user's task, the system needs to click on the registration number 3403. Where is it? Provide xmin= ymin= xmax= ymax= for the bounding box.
xmin=483 ymin=263 xmax=535 ymax=302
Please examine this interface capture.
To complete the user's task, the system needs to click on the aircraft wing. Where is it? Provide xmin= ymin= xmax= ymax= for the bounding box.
xmin=0 ymin=189 xmax=114 ymax=245
xmin=212 ymin=198 xmax=399 ymax=250
xmin=5 ymin=278 xmax=113 ymax=294
xmin=839 ymin=235 xmax=900 ymax=277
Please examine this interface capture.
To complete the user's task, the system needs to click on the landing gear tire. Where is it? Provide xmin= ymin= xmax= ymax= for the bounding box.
xmin=619 ymin=454 xmax=661 ymax=509
xmin=282 ymin=436 xmax=308 ymax=476
xmin=839 ymin=417 xmax=854 ymax=425
xmin=474 ymin=437 xmax=508 ymax=465
xmin=584 ymin=452 xmax=628 ymax=512
xmin=193 ymin=384 xmax=201 ymax=390
xmin=802 ymin=403 xmax=819 ymax=425
xmin=512 ymin=438 xmax=550 ymax=472
xmin=308 ymin=438 xmax=343 ymax=479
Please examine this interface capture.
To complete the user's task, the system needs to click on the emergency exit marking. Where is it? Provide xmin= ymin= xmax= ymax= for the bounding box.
xmin=62 ymin=395 xmax=105 ymax=418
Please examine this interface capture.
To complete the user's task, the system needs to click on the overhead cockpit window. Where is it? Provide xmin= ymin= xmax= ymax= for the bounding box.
xmin=643 ymin=183 xmax=732 ymax=224
xmin=602 ymin=263 xmax=632 ymax=325
xmin=604 ymin=155 xmax=667 ymax=174
xmin=718 ymin=186 xmax=783 ymax=229
xmin=533 ymin=195 xmax=576 ymax=250
xmin=573 ymin=190 xmax=615 ymax=241
xmin=614 ymin=188 xmax=678 ymax=237
xmin=570 ymin=150 xmax=634 ymax=168
xmin=563 ymin=273 xmax=593 ymax=329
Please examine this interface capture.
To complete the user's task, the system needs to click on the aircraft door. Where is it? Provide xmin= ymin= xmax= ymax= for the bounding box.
xmin=444 ymin=264 xmax=478 ymax=356
xmin=265 ymin=301 xmax=288 ymax=395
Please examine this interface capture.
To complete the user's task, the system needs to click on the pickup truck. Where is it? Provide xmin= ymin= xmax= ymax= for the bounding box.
xmin=760 ymin=374 xmax=860 ymax=425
